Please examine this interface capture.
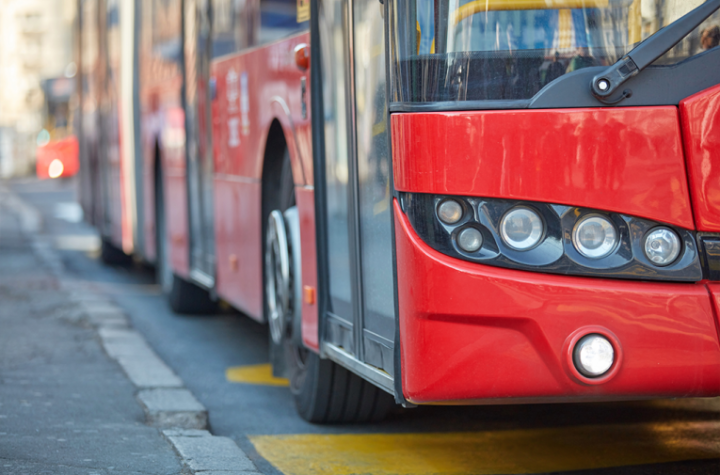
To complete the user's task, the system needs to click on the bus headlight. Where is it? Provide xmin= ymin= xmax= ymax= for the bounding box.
xmin=437 ymin=199 xmax=463 ymax=224
xmin=457 ymin=227 xmax=483 ymax=252
xmin=573 ymin=334 xmax=614 ymax=377
xmin=573 ymin=215 xmax=617 ymax=259
xmin=48 ymin=159 xmax=64 ymax=179
xmin=644 ymin=227 xmax=681 ymax=266
xmin=500 ymin=207 xmax=543 ymax=250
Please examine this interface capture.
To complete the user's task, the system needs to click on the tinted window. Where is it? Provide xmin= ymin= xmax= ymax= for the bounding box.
xmin=390 ymin=0 xmax=720 ymax=103
xmin=209 ymin=0 xmax=308 ymax=57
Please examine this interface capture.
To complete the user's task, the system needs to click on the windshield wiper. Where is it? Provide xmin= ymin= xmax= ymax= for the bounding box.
xmin=592 ymin=0 xmax=720 ymax=104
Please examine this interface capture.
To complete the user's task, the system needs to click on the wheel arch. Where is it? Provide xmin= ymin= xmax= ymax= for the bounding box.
xmin=261 ymin=117 xmax=302 ymax=378
xmin=261 ymin=119 xmax=292 ymax=214
xmin=267 ymin=97 xmax=307 ymax=186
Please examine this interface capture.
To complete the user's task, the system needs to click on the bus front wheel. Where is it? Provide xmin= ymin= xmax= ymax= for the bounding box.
xmin=263 ymin=158 xmax=393 ymax=422
xmin=288 ymin=343 xmax=394 ymax=424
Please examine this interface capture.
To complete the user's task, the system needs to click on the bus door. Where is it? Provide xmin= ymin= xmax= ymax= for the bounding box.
xmin=97 ymin=0 xmax=114 ymax=238
xmin=319 ymin=0 xmax=396 ymax=388
xmin=184 ymin=0 xmax=216 ymax=288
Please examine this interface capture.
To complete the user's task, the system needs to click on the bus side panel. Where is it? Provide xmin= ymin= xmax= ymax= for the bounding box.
xmin=297 ymin=187 xmax=319 ymax=352
xmin=211 ymin=52 xmax=263 ymax=320
xmin=391 ymin=108 xmax=694 ymax=229
xmin=164 ymin=106 xmax=191 ymax=279
xmin=214 ymin=176 xmax=263 ymax=319
xmin=210 ymin=34 xmax=311 ymax=321
xmin=680 ymin=84 xmax=720 ymax=232
xmin=140 ymin=77 xmax=185 ymax=264
xmin=394 ymin=200 xmax=720 ymax=404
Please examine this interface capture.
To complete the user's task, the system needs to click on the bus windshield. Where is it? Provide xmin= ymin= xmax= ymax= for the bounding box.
xmin=389 ymin=0 xmax=720 ymax=104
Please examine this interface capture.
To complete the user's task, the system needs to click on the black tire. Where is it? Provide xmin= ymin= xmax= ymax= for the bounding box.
xmin=264 ymin=149 xmax=394 ymax=423
xmin=167 ymin=275 xmax=216 ymax=315
xmin=288 ymin=347 xmax=394 ymax=424
xmin=100 ymin=238 xmax=132 ymax=266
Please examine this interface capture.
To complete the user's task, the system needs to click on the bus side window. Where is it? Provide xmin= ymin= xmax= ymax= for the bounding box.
xmin=211 ymin=0 xmax=259 ymax=58
xmin=258 ymin=0 xmax=308 ymax=46
xmin=151 ymin=0 xmax=182 ymax=67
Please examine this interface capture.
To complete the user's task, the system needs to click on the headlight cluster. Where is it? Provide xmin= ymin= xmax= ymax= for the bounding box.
xmin=401 ymin=193 xmax=702 ymax=282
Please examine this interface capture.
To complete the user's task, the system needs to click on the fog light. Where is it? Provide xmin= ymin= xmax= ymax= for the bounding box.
xmin=573 ymin=334 xmax=614 ymax=377
xmin=457 ymin=227 xmax=483 ymax=252
xmin=644 ymin=227 xmax=681 ymax=266
xmin=573 ymin=215 xmax=617 ymax=259
xmin=500 ymin=207 xmax=543 ymax=250
xmin=437 ymin=199 xmax=463 ymax=224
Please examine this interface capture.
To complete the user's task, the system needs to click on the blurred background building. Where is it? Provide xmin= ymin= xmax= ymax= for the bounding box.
xmin=0 ymin=0 xmax=76 ymax=178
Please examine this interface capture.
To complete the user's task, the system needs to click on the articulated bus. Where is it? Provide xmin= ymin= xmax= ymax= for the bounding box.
xmin=77 ymin=0 xmax=720 ymax=422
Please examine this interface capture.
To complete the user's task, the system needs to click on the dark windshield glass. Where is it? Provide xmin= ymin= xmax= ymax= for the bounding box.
xmin=389 ymin=0 xmax=719 ymax=104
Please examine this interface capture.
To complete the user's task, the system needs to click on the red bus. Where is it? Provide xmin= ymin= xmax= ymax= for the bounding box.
xmin=37 ymin=77 xmax=80 ymax=180
xmin=78 ymin=0 xmax=720 ymax=422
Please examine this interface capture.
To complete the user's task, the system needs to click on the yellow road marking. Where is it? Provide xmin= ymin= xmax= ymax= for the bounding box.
xmin=250 ymin=421 xmax=720 ymax=475
xmin=225 ymin=364 xmax=289 ymax=387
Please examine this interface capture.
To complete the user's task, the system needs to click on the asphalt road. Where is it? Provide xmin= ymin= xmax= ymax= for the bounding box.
xmin=11 ymin=176 xmax=720 ymax=475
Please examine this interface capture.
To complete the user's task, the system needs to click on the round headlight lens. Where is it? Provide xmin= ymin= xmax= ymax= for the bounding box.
xmin=437 ymin=199 xmax=463 ymax=225
xmin=500 ymin=207 xmax=544 ymax=251
xmin=573 ymin=215 xmax=617 ymax=259
xmin=573 ymin=334 xmax=615 ymax=377
xmin=644 ymin=227 xmax=681 ymax=266
xmin=457 ymin=227 xmax=483 ymax=253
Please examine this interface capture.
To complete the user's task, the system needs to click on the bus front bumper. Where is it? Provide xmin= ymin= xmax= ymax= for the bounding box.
xmin=394 ymin=200 xmax=720 ymax=405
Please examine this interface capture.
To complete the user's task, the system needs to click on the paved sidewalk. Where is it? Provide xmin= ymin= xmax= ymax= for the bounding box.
xmin=0 ymin=189 xmax=184 ymax=475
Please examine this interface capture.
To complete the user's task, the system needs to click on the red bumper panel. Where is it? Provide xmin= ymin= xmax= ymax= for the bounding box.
xmin=680 ymin=84 xmax=720 ymax=232
xmin=392 ymin=108 xmax=694 ymax=229
xmin=394 ymin=200 xmax=720 ymax=404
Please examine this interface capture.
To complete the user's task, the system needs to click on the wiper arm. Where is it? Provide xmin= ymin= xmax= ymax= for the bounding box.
xmin=592 ymin=0 xmax=720 ymax=104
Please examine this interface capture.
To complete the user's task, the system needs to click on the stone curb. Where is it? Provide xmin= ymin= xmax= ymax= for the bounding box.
xmin=98 ymin=327 xmax=185 ymax=389
xmin=138 ymin=389 xmax=208 ymax=430
xmin=163 ymin=429 xmax=261 ymax=474
xmin=68 ymin=298 xmax=131 ymax=328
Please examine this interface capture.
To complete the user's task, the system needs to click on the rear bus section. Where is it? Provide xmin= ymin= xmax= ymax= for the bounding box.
xmin=387 ymin=0 xmax=720 ymax=404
